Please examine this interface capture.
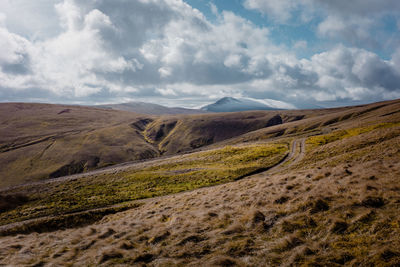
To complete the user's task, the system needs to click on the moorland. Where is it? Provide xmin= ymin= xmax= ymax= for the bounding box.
xmin=0 ymin=99 xmax=399 ymax=266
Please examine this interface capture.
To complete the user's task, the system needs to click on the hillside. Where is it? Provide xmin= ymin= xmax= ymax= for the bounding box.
xmin=0 ymin=103 xmax=160 ymax=188
xmin=143 ymin=111 xmax=287 ymax=155
xmin=0 ymin=99 xmax=399 ymax=266
xmin=0 ymin=103 xmax=316 ymax=188
xmin=141 ymin=107 xmax=350 ymax=155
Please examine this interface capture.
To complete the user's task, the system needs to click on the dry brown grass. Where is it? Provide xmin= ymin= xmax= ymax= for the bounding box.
xmin=0 ymin=129 xmax=399 ymax=266
xmin=0 ymin=99 xmax=399 ymax=266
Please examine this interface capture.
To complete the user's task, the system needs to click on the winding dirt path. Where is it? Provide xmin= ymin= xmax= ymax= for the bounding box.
xmin=263 ymin=138 xmax=306 ymax=175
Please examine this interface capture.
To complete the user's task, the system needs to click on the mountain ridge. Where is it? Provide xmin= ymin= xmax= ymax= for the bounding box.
xmin=95 ymin=101 xmax=206 ymax=115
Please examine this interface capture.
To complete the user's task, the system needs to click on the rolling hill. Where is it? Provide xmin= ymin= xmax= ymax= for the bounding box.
xmin=0 ymin=99 xmax=399 ymax=266
xmin=0 ymin=103 xmax=159 ymax=188
xmin=0 ymin=103 xmax=313 ymax=188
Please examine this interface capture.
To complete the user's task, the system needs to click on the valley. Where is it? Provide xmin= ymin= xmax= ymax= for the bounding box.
xmin=0 ymin=99 xmax=399 ymax=266
xmin=2 ymin=0 xmax=399 ymax=266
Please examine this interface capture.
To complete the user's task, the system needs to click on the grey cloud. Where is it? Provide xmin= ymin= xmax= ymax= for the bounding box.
xmin=0 ymin=86 xmax=58 ymax=102
xmin=67 ymin=0 xmax=267 ymax=87
xmin=292 ymin=46 xmax=400 ymax=100
xmin=78 ymin=0 xmax=180 ymax=50
xmin=244 ymin=0 xmax=400 ymax=19
xmin=353 ymin=54 xmax=400 ymax=91
xmin=0 ymin=0 xmax=399 ymax=108
xmin=0 ymin=0 xmax=62 ymax=39
xmin=171 ymin=63 xmax=256 ymax=85
xmin=282 ymin=64 xmax=319 ymax=89
xmin=244 ymin=0 xmax=400 ymax=52
xmin=1 ymin=55 xmax=31 ymax=75
xmin=314 ymin=0 xmax=400 ymax=51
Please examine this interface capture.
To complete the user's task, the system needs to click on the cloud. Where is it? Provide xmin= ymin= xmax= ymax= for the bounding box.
xmin=317 ymin=15 xmax=372 ymax=41
xmin=0 ymin=0 xmax=399 ymax=108
xmin=243 ymin=0 xmax=314 ymax=23
xmin=244 ymin=0 xmax=400 ymax=21
xmin=243 ymin=0 xmax=297 ymax=23
xmin=244 ymin=0 xmax=400 ymax=51
xmin=139 ymin=10 xmax=276 ymax=85
xmin=315 ymin=1 xmax=400 ymax=50
xmin=313 ymin=0 xmax=400 ymax=16
xmin=0 ymin=23 xmax=34 ymax=91
xmin=279 ymin=45 xmax=400 ymax=103
xmin=0 ymin=0 xmax=62 ymax=39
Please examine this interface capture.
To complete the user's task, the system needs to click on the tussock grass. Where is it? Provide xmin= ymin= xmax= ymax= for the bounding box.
xmin=0 ymin=205 xmax=136 ymax=236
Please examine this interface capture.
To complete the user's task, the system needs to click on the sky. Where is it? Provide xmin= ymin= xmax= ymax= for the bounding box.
xmin=0 ymin=0 xmax=400 ymax=109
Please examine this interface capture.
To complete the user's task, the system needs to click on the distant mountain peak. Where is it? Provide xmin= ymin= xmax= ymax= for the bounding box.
xmin=215 ymin=97 xmax=240 ymax=105
xmin=201 ymin=97 xmax=283 ymax=113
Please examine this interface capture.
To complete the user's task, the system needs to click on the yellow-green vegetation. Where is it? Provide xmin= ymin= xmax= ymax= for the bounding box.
xmin=0 ymin=143 xmax=288 ymax=226
xmin=306 ymin=122 xmax=400 ymax=148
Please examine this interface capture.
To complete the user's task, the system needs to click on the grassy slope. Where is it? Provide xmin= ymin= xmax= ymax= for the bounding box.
xmin=0 ymin=99 xmax=399 ymax=266
xmin=0 ymin=102 xmax=334 ymax=188
xmin=0 ymin=103 xmax=160 ymax=188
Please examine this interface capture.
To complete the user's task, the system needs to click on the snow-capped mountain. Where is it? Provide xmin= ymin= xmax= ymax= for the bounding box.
xmin=201 ymin=97 xmax=295 ymax=112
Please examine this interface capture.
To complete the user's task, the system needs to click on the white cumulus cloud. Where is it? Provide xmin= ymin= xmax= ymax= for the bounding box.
xmin=0 ymin=0 xmax=399 ymax=107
